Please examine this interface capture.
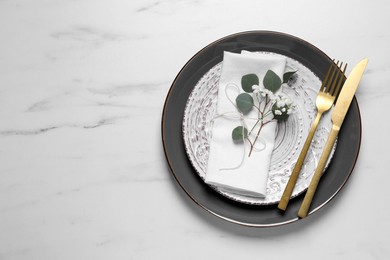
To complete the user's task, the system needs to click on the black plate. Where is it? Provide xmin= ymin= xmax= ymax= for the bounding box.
xmin=161 ymin=31 xmax=361 ymax=227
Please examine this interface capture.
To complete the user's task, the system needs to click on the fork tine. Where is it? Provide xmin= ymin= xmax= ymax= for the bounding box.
xmin=331 ymin=62 xmax=348 ymax=97
xmin=320 ymin=60 xmax=336 ymax=92
xmin=326 ymin=60 xmax=340 ymax=94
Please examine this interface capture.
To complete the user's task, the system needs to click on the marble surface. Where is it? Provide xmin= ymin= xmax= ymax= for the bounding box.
xmin=0 ymin=0 xmax=389 ymax=259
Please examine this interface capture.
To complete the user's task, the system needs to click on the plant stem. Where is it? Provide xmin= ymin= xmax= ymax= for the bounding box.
xmin=247 ymin=94 xmax=276 ymax=157
xmin=248 ymin=118 xmax=261 ymax=135
xmin=248 ymin=119 xmax=273 ymax=157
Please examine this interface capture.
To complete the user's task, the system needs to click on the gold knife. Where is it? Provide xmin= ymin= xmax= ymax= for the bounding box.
xmin=298 ymin=58 xmax=368 ymax=218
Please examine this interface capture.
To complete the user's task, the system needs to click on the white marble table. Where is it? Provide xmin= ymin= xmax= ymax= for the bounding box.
xmin=0 ymin=0 xmax=389 ymax=259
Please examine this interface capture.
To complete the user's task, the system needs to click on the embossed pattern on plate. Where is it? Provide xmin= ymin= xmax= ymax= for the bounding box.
xmin=182 ymin=52 xmax=336 ymax=205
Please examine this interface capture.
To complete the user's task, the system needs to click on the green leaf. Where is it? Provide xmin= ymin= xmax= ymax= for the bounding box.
xmin=232 ymin=126 xmax=248 ymax=142
xmin=283 ymin=70 xmax=297 ymax=83
xmin=263 ymin=70 xmax=282 ymax=93
xmin=241 ymin=74 xmax=259 ymax=92
xmin=236 ymin=93 xmax=254 ymax=114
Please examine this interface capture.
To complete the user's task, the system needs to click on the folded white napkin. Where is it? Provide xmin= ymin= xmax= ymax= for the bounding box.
xmin=205 ymin=51 xmax=287 ymax=198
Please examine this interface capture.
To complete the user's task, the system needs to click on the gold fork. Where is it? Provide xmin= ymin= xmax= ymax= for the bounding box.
xmin=278 ymin=60 xmax=347 ymax=211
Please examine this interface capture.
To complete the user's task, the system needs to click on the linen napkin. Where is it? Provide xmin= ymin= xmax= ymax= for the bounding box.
xmin=205 ymin=51 xmax=286 ymax=198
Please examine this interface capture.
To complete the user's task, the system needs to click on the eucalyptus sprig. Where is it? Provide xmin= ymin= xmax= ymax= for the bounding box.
xmin=232 ymin=69 xmax=297 ymax=157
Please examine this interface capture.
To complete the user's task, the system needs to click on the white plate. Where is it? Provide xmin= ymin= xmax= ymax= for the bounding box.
xmin=182 ymin=52 xmax=336 ymax=205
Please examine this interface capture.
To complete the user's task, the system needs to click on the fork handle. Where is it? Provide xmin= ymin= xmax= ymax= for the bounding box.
xmin=278 ymin=112 xmax=323 ymax=211
xmin=298 ymin=125 xmax=339 ymax=218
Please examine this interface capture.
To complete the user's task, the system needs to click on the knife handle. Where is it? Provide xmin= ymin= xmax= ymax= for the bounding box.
xmin=298 ymin=125 xmax=339 ymax=218
xmin=278 ymin=112 xmax=322 ymax=211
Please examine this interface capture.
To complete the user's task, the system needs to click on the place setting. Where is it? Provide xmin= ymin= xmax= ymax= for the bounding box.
xmin=162 ymin=31 xmax=367 ymax=227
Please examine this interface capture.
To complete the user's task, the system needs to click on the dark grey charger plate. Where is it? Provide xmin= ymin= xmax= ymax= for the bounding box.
xmin=161 ymin=31 xmax=361 ymax=227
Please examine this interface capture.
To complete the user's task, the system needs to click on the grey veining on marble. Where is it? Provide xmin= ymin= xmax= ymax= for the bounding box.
xmin=0 ymin=0 xmax=390 ymax=259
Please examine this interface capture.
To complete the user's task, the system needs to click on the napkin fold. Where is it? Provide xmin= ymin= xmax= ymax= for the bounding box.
xmin=205 ymin=51 xmax=286 ymax=198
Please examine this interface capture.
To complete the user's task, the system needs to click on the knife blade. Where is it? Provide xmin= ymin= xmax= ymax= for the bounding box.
xmin=297 ymin=58 xmax=368 ymax=218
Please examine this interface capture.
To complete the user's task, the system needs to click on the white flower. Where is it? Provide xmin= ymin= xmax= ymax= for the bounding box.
xmin=269 ymin=93 xmax=277 ymax=100
xmin=285 ymin=98 xmax=293 ymax=105
xmin=281 ymin=108 xmax=286 ymax=112
xmin=276 ymin=100 xmax=286 ymax=108
xmin=267 ymin=92 xmax=276 ymax=100
xmin=262 ymin=87 xmax=275 ymax=98
xmin=253 ymin=84 xmax=277 ymax=100
xmin=259 ymin=85 xmax=268 ymax=97
xmin=274 ymin=110 xmax=282 ymax=115
xmin=252 ymin=84 xmax=261 ymax=93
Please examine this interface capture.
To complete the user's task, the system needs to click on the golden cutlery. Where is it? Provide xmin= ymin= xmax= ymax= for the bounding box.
xmin=298 ymin=58 xmax=368 ymax=218
xmin=278 ymin=61 xmax=347 ymax=211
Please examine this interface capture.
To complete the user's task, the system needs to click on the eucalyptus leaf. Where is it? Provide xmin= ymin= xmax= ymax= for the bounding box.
xmin=236 ymin=93 xmax=254 ymax=114
xmin=283 ymin=70 xmax=297 ymax=83
xmin=263 ymin=70 xmax=282 ymax=93
xmin=232 ymin=126 xmax=248 ymax=142
xmin=241 ymin=74 xmax=259 ymax=92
